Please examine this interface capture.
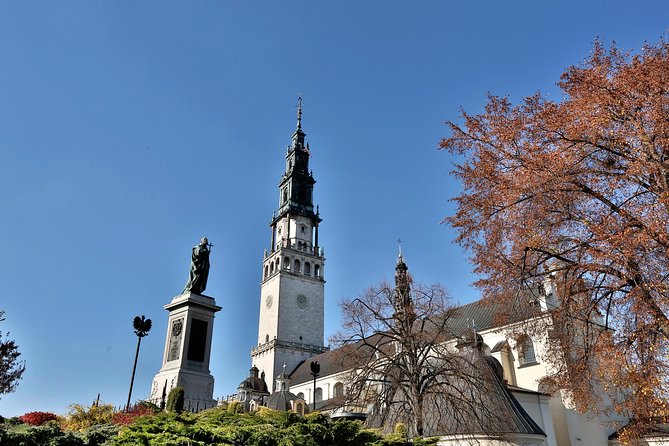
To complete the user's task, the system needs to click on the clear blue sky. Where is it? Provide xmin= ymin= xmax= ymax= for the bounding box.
xmin=0 ymin=1 xmax=667 ymax=417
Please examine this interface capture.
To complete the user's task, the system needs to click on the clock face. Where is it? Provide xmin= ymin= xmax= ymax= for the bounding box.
xmin=296 ymin=294 xmax=308 ymax=309
xmin=266 ymin=295 xmax=273 ymax=309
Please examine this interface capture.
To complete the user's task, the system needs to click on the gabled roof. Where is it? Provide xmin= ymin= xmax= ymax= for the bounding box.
xmin=290 ymin=299 xmax=516 ymax=386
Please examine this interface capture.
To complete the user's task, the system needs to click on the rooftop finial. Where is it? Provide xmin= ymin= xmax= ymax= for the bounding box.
xmin=296 ymin=94 xmax=303 ymax=130
xmin=397 ymin=238 xmax=404 ymax=264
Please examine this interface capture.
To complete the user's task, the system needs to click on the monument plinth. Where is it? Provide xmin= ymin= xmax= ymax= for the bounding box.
xmin=149 ymin=291 xmax=221 ymax=411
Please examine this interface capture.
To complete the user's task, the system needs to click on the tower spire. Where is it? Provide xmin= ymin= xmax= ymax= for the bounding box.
xmin=296 ymin=95 xmax=303 ymax=130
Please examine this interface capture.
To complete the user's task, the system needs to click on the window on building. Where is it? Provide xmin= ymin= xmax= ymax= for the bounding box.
xmin=333 ymin=382 xmax=344 ymax=398
xmin=270 ymin=263 xmax=274 ymax=275
xmin=297 ymin=392 xmax=304 ymax=400
xmin=284 ymin=257 xmax=290 ymax=270
xmin=315 ymin=387 xmax=323 ymax=402
xmin=264 ymin=265 xmax=269 ymax=279
xmin=294 ymin=259 xmax=301 ymax=273
xmin=314 ymin=264 xmax=321 ymax=277
xmin=518 ymin=335 xmax=537 ymax=366
xmin=304 ymin=262 xmax=311 ymax=275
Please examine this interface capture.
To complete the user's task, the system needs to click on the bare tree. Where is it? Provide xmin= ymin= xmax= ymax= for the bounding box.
xmin=332 ymin=257 xmax=522 ymax=439
xmin=0 ymin=311 xmax=25 ymax=399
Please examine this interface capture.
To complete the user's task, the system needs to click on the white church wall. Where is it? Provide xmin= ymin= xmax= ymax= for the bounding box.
xmin=436 ymin=433 xmax=546 ymax=446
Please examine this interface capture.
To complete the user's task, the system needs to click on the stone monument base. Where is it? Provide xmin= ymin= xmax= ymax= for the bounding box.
xmin=148 ymin=292 xmax=221 ymax=412
xmin=149 ymin=368 xmax=217 ymax=411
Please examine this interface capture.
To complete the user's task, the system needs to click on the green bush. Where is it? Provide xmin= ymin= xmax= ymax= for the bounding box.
xmin=227 ymin=400 xmax=245 ymax=414
xmin=111 ymin=406 xmax=382 ymax=446
xmin=166 ymin=387 xmax=185 ymax=413
xmin=0 ymin=421 xmax=118 ymax=446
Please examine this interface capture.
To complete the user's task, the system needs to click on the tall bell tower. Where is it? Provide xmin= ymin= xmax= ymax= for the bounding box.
xmin=251 ymin=98 xmax=327 ymax=391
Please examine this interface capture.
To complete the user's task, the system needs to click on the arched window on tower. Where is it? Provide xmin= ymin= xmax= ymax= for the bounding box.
xmin=294 ymin=259 xmax=301 ymax=273
xmin=264 ymin=265 xmax=269 ymax=279
xmin=304 ymin=262 xmax=311 ymax=275
xmin=517 ymin=335 xmax=537 ymax=366
xmin=284 ymin=257 xmax=290 ymax=270
xmin=275 ymin=258 xmax=280 ymax=271
xmin=314 ymin=264 xmax=321 ymax=278
xmin=270 ymin=262 xmax=274 ymax=275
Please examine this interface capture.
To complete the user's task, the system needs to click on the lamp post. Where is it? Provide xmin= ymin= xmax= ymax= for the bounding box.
xmin=126 ymin=315 xmax=152 ymax=411
xmin=310 ymin=361 xmax=320 ymax=411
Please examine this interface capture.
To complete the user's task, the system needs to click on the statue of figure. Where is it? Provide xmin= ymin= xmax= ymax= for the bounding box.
xmin=183 ymin=237 xmax=211 ymax=295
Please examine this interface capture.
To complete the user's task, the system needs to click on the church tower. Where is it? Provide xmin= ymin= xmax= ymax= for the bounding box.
xmin=251 ymin=98 xmax=327 ymax=391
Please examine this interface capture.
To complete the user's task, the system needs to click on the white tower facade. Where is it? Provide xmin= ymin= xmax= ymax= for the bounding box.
xmin=251 ymin=99 xmax=327 ymax=391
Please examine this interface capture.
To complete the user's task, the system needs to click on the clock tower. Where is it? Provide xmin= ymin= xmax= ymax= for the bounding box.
xmin=251 ymin=98 xmax=327 ymax=390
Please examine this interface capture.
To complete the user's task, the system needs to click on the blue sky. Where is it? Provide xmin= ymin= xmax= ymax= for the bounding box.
xmin=0 ymin=1 xmax=667 ymax=417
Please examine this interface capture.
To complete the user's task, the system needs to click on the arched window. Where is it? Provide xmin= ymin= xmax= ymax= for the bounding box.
xmin=275 ymin=258 xmax=280 ymax=271
xmin=294 ymin=259 xmax=301 ymax=273
xmin=518 ymin=335 xmax=537 ymax=365
xmin=294 ymin=400 xmax=305 ymax=416
xmin=280 ymin=381 xmax=286 ymax=391
xmin=333 ymin=382 xmax=344 ymax=398
xmin=314 ymin=264 xmax=321 ymax=277
xmin=304 ymin=262 xmax=311 ymax=275
xmin=284 ymin=257 xmax=290 ymax=270
xmin=270 ymin=263 xmax=274 ymax=275
xmin=315 ymin=387 xmax=323 ymax=402
xmin=264 ymin=265 xmax=269 ymax=279
xmin=297 ymin=392 xmax=304 ymax=400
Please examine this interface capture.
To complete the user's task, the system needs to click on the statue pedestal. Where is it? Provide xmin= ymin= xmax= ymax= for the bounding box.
xmin=149 ymin=292 xmax=221 ymax=411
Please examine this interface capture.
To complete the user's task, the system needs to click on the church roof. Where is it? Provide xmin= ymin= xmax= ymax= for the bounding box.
xmin=290 ymin=299 xmax=528 ymax=386
xmin=264 ymin=390 xmax=302 ymax=412
xmin=238 ymin=366 xmax=269 ymax=394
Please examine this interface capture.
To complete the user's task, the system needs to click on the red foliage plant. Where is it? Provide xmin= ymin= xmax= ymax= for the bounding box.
xmin=111 ymin=402 xmax=158 ymax=425
xmin=19 ymin=411 xmax=58 ymax=426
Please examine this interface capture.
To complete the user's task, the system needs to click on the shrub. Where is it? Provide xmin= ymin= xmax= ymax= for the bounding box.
xmin=227 ymin=400 xmax=245 ymax=414
xmin=112 ymin=401 xmax=159 ymax=425
xmin=19 ymin=411 xmax=59 ymax=426
xmin=61 ymin=403 xmax=115 ymax=431
xmin=165 ymin=387 xmax=185 ymax=413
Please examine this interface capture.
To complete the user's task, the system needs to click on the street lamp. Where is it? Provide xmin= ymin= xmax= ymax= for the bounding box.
xmin=310 ymin=361 xmax=320 ymax=411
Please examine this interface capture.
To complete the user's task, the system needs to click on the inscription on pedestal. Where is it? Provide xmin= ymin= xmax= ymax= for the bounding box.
xmin=168 ymin=318 xmax=184 ymax=361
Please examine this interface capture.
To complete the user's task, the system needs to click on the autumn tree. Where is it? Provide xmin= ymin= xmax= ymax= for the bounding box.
xmin=332 ymin=255 xmax=519 ymax=439
xmin=441 ymin=39 xmax=669 ymax=436
xmin=0 ymin=310 xmax=25 ymax=398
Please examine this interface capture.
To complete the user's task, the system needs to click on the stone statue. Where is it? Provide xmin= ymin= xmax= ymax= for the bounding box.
xmin=183 ymin=237 xmax=211 ymax=295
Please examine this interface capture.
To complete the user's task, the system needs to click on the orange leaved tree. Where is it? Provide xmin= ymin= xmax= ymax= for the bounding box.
xmin=441 ymin=39 xmax=669 ymax=437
